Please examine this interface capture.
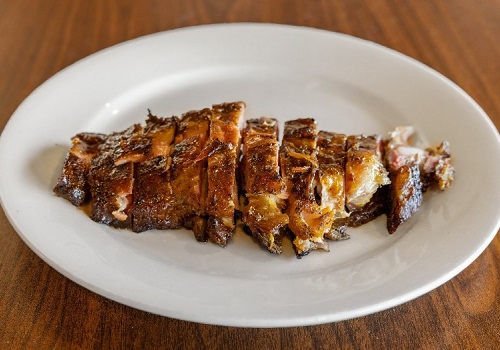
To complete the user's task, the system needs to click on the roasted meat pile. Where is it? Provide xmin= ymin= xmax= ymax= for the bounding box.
xmin=54 ymin=101 xmax=454 ymax=257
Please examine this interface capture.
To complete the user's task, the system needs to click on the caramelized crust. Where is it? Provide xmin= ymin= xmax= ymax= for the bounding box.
xmin=53 ymin=132 xmax=106 ymax=206
xmin=206 ymin=102 xmax=245 ymax=246
xmin=387 ymin=164 xmax=423 ymax=234
xmin=88 ymin=125 xmax=145 ymax=228
xmin=170 ymin=108 xmax=211 ymax=240
xmin=241 ymin=117 xmax=288 ymax=253
xmin=280 ymin=118 xmax=328 ymax=257
xmin=131 ymin=116 xmax=178 ymax=232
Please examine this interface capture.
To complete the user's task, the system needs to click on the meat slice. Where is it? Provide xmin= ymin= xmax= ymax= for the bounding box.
xmin=316 ymin=132 xmax=350 ymax=241
xmin=205 ymin=102 xmax=245 ymax=246
xmin=345 ymin=134 xmax=391 ymax=212
xmin=131 ymin=115 xmax=178 ymax=232
xmin=384 ymin=126 xmax=454 ymax=233
xmin=280 ymin=118 xmax=328 ymax=257
xmin=88 ymin=124 xmax=148 ymax=228
xmin=386 ymin=164 xmax=422 ymax=234
xmin=169 ymin=108 xmax=211 ymax=241
xmin=53 ymin=132 xmax=106 ymax=206
xmin=241 ymin=117 xmax=288 ymax=254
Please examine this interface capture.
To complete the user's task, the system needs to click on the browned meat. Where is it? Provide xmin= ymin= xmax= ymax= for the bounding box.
xmin=53 ymin=132 xmax=106 ymax=206
xmin=241 ymin=117 xmax=288 ymax=253
xmin=316 ymin=131 xmax=350 ymax=241
xmin=422 ymin=142 xmax=454 ymax=191
xmin=386 ymin=164 xmax=422 ymax=234
xmin=205 ymin=102 xmax=245 ymax=246
xmin=131 ymin=116 xmax=178 ymax=232
xmin=345 ymin=134 xmax=390 ymax=212
xmin=280 ymin=118 xmax=328 ymax=257
xmin=169 ymin=108 xmax=211 ymax=241
xmin=384 ymin=126 xmax=453 ymax=233
xmin=88 ymin=124 xmax=147 ymax=228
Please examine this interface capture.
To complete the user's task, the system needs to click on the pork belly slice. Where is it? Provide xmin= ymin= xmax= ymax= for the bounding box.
xmin=280 ymin=118 xmax=329 ymax=257
xmin=131 ymin=116 xmax=178 ymax=232
xmin=205 ymin=102 xmax=245 ymax=247
xmin=316 ymin=131 xmax=350 ymax=241
xmin=53 ymin=132 xmax=106 ymax=206
xmin=241 ymin=117 xmax=288 ymax=254
xmin=169 ymin=108 xmax=211 ymax=241
xmin=88 ymin=124 xmax=147 ymax=228
xmin=345 ymin=134 xmax=390 ymax=213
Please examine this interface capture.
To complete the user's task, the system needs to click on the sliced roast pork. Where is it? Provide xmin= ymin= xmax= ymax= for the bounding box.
xmin=131 ymin=115 xmax=178 ymax=232
xmin=53 ymin=132 xmax=106 ymax=206
xmin=205 ymin=102 xmax=245 ymax=246
xmin=241 ymin=117 xmax=288 ymax=254
xmin=169 ymin=108 xmax=211 ymax=241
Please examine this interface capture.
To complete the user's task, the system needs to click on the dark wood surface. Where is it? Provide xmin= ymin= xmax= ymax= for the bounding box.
xmin=1 ymin=1 xmax=499 ymax=348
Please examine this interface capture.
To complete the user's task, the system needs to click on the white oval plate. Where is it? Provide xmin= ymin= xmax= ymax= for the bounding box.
xmin=1 ymin=24 xmax=499 ymax=327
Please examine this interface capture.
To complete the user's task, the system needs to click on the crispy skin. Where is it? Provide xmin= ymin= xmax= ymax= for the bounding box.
xmin=88 ymin=125 xmax=147 ymax=228
xmin=345 ymin=135 xmax=390 ymax=212
xmin=316 ymin=132 xmax=350 ymax=241
xmin=241 ymin=117 xmax=288 ymax=254
xmin=280 ymin=118 xmax=328 ymax=257
xmin=387 ymin=164 xmax=423 ymax=234
xmin=131 ymin=116 xmax=178 ymax=232
xmin=170 ymin=108 xmax=211 ymax=240
xmin=206 ymin=102 xmax=245 ymax=246
xmin=53 ymin=132 xmax=106 ymax=206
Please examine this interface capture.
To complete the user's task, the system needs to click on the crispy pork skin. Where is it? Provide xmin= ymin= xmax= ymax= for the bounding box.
xmin=241 ymin=117 xmax=288 ymax=253
xmin=53 ymin=132 xmax=106 ymax=206
xmin=280 ymin=118 xmax=329 ymax=257
xmin=205 ymin=102 xmax=245 ymax=246
xmin=387 ymin=164 xmax=422 ymax=234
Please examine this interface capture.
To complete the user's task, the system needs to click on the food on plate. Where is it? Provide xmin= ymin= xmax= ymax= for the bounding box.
xmin=54 ymin=102 xmax=454 ymax=258
xmin=241 ymin=117 xmax=288 ymax=254
xmin=53 ymin=132 xmax=106 ymax=206
xmin=205 ymin=102 xmax=245 ymax=246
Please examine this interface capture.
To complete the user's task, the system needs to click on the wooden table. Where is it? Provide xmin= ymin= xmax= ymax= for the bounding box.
xmin=1 ymin=0 xmax=499 ymax=348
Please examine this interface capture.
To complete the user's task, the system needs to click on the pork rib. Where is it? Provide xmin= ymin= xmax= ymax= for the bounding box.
xmin=241 ymin=117 xmax=288 ymax=254
xmin=205 ymin=102 xmax=245 ymax=246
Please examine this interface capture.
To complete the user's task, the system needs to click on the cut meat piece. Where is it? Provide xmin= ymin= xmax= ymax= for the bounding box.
xmin=131 ymin=116 xmax=178 ymax=232
xmin=345 ymin=134 xmax=390 ymax=212
xmin=205 ymin=102 xmax=245 ymax=246
xmin=316 ymin=131 xmax=350 ymax=241
xmin=169 ymin=108 xmax=211 ymax=241
xmin=88 ymin=124 xmax=147 ymax=228
xmin=422 ymin=142 xmax=454 ymax=191
xmin=53 ymin=132 xmax=106 ymax=206
xmin=386 ymin=164 xmax=422 ymax=234
xmin=241 ymin=117 xmax=288 ymax=254
xmin=280 ymin=118 xmax=328 ymax=257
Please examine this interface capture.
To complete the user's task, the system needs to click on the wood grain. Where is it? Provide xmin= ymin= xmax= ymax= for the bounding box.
xmin=1 ymin=0 xmax=499 ymax=349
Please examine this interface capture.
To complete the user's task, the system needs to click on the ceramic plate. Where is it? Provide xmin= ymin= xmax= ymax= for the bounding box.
xmin=1 ymin=24 xmax=499 ymax=327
